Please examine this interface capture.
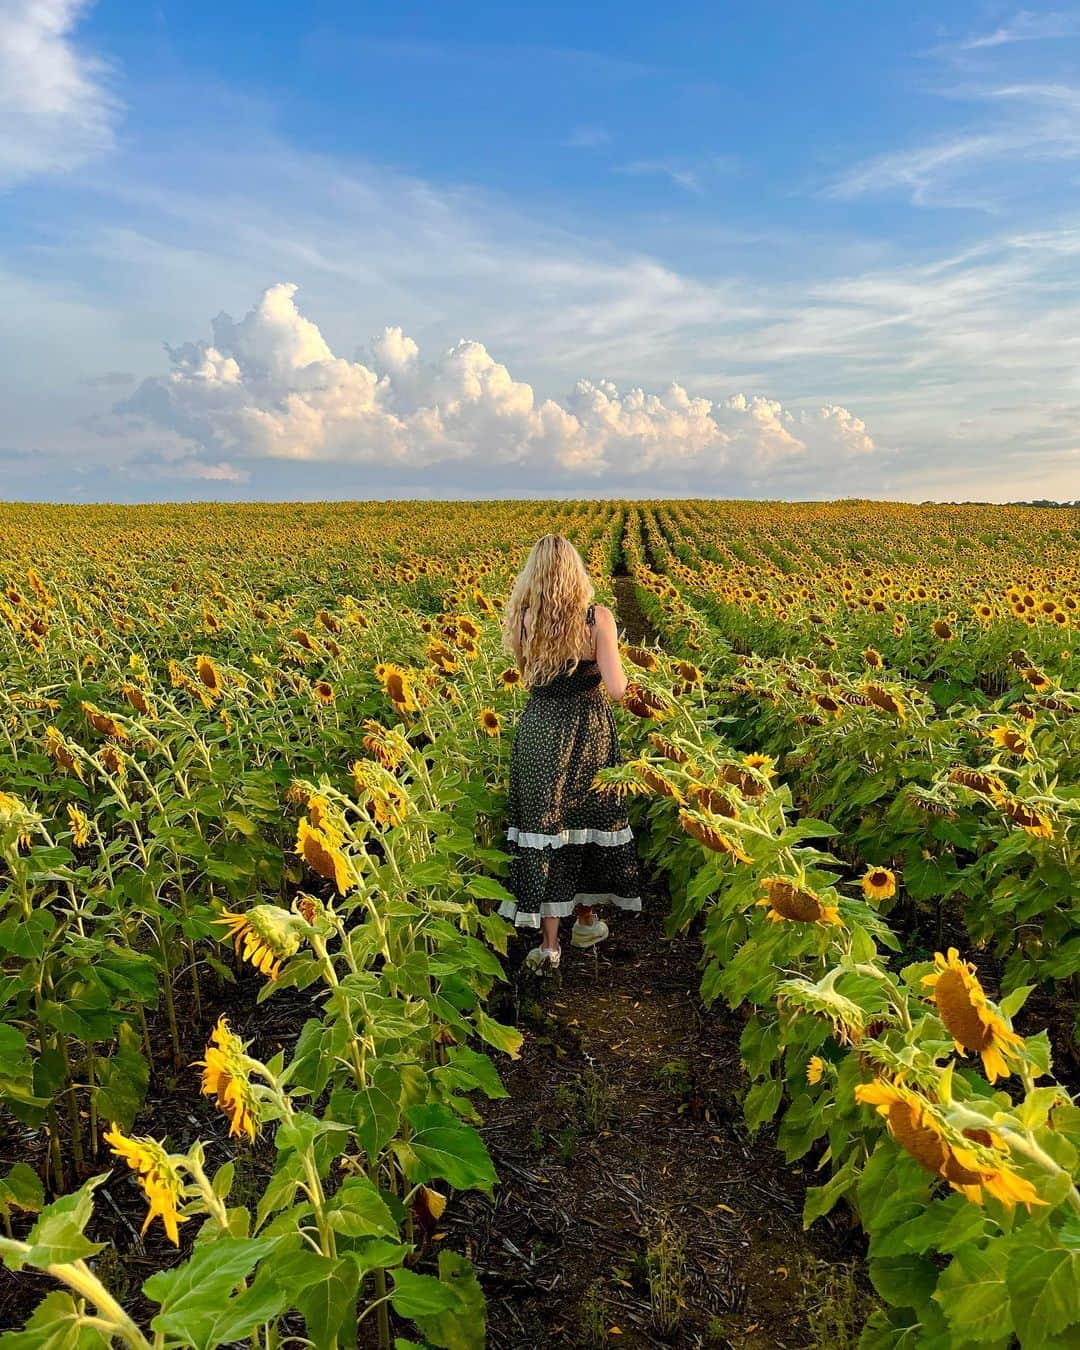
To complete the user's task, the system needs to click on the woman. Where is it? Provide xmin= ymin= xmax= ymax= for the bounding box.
xmin=498 ymin=534 xmax=642 ymax=972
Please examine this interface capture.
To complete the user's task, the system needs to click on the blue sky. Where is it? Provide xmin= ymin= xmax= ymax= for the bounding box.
xmin=3 ymin=1 xmax=1080 ymax=501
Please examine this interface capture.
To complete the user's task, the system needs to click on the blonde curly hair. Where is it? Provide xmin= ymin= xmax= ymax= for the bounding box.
xmin=502 ymin=534 xmax=596 ymax=689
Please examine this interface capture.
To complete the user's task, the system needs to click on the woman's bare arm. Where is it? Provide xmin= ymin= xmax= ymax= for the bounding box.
xmin=592 ymin=604 xmax=627 ymax=701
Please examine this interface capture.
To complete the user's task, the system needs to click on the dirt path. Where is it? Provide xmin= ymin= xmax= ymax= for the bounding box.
xmin=444 ymin=888 xmax=872 ymax=1349
xmin=611 ymin=573 xmax=655 ymax=650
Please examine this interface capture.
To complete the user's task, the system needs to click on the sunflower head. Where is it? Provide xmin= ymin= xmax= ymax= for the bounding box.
xmin=922 ymin=949 xmax=1025 ymax=1082
xmin=194 ymin=1015 xmax=260 ymax=1142
xmin=103 ymin=1125 xmax=188 ymax=1244
xmin=217 ymin=903 xmax=306 ymax=979
xmin=296 ymin=818 xmax=357 ymax=893
xmin=478 ymin=707 xmax=502 ymax=737
xmin=678 ymin=809 xmax=751 ymax=861
xmin=66 ymin=802 xmax=91 ymax=847
xmin=757 ymin=876 xmax=841 ymax=926
xmin=854 ymin=1076 xmax=1045 ymax=1210
xmin=196 ymin=654 xmax=224 ymax=697
xmin=860 ymin=866 xmax=896 ymax=902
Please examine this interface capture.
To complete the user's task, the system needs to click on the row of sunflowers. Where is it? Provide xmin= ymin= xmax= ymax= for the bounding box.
xmin=0 ymin=501 xmax=623 ymax=1348
xmin=608 ymin=502 xmax=1080 ymax=1347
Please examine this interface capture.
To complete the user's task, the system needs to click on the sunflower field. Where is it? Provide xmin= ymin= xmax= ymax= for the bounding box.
xmin=0 ymin=498 xmax=1078 ymax=1349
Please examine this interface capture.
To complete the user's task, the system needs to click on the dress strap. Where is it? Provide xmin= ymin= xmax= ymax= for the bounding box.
xmin=585 ymin=603 xmax=595 ymax=626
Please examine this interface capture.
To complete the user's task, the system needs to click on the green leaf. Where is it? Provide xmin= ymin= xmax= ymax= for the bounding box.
xmin=399 ymin=1103 xmax=497 ymax=1194
xmin=870 ymin=1253 xmax=940 ymax=1316
xmin=803 ymin=1156 xmax=859 ymax=1229
xmin=742 ymin=1077 xmax=783 ymax=1134
xmin=327 ymin=1176 xmax=399 ymax=1239
xmin=294 ymin=1256 xmax=359 ymax=1349
xmin=144 ymin=1237 xmax=275 ymax=1338
xmin=444 ymin=1046 xmax=508 ymax=1100
xmin=464 ymin=875 xmax=515 ymax=903
xmin=410 ymin=1249 xmax=486 ymax=1350
xmin=0 ymin=1289 xmax=109 ymax=1348
xmin=94 ymin=1022 xmax=149 ymax=1132
xmin=932 ymin=1244 xmax=1014 ymax=1346
xmin=179 ymin=1262 xmax=289 ymax=1350
xmin=390 ymin=1269 xmax=460 ymax=1318
xmin=0 ymin=1164 xmax=44 ymax=1218
xmin=472 ymin=1010 xmax=522 ymax=1060
xmin=354 ymin=1062 xmax=403 ymax=1162
xmin=22 ymin=1176 xmax=109 ymax=1268
xmin=1005 ymin=1222 xmax=1080 ymax=1345
xmin=998 ymin=985 xmax=1034 ymax=1019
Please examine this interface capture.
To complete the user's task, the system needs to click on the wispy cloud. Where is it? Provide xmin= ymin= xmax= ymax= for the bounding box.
xmin=946 ymin=8 xmax=1080 ymax=51
xmin=0 ymin=0 xmax=120 ymax=185
xmin=613 ymin=159 xmax=704 ymax=193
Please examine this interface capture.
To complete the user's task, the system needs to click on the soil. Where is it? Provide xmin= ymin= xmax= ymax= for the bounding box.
xmin=443 ymin=890 xmax=874 ymax=1349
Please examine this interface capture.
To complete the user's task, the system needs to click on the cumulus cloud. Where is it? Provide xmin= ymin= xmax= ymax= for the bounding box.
xmin=0 ymin=0 xmax=119 ymax=185
xmin=116 ymin=283 xmax=876 ymax=486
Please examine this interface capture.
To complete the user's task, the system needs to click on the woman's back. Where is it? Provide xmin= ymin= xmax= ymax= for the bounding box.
xmin=522 ymin=602 xmax=604 ymax=698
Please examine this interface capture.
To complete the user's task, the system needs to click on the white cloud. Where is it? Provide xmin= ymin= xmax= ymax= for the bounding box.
xmin=949 ymin=9 xmax=1080 ymax=51
xmin=116 ymin=282 xmax=877 ymax=483
xmin=0 ymin=0 xmax=118 ymax=184
xmin=614 ymin=159 xmax=703 ymax=194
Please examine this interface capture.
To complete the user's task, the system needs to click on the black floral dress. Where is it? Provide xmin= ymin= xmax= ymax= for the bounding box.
xmin=499 ymin=604 xmax=642 ymax=929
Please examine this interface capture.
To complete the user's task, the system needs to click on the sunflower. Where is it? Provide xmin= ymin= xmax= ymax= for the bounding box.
xmin=217 ymin=903 xmax=305 ymax=978
xmin=80 ymin=700 xmax=128 ymax=740
xmin=196 ymin=654 xmax=224 ymax=698
xmin=499 ymin=667 xmax=521 ymax=688
xmin=717 ymin=763 xmax=767 ymax=798
xmin=312 ymin=679 xmax=335 ymax=705
xmin=122 ymin=684 xmax=154 ymax=716
xmin=625 ymin=645 xmax=660 ymax=671
xmin=860 ymin=866 xmax=896 ymax=902
xmin=620 ymin=682 xmax=672 ymax=719
xmin=860 ymin=683 xmax=906 ymax=719
xmin=194 ymin=1015 xmax=260 ymax=1141
xmin=922 ymin=949 xmax=1025 ymax=1082
xmin=854 ymin=1078 xmax=1043 ymax=1210
xmin=295 ymin=819 xmax=357 ymax=894
xmin=427 ymin=640 xmax=461 ymax=675
xmin=103 ymin=1125 xmax=188 ymax=1244
xmin=742 ymin=752 xmax=776 ymax=776
xmin=1000 ymin=796 xmax=1054 ymax=838
xmin=948 ymin=766 xmax=1007 ymax=800
xmin=1020 ymin=666 xmax=1050 ymax=691
xmin=686 ymin=782 xmax=739 ymax=818
xmin=44 ymin=726 xmax=83 ymax=781
xmin=757 ymin=876 xmax=841 ymax=926
xmin=379 ymin=663 xmax=419 ymax=713
xmin=66 ymin=803 xmax=91 ymax=846
xmin=0 ymin=792 xmax=37 ymax=850
xmin=631 ymin=757 xmax=685 ymax=803
xmin=592 ymin=765 xmax=651 ymax=799
xmin=361 ymin=719 xmax=408 ymax=770
xmin=862 ymin=647 xmax=884 ymax=668
xmin=678 ymin=809 xmax=751 ymax=861
xmin=675 ymin=661 xmax=703 ymax=686
xmin=351 ymin=760 xmax=409 ymax=828
xmin=478 ymin=708 xmax=502 ymax=737
xmin=647 ymin=732 xmax=689 ymax=764
xmin=988 ymin=725 xmax=1029 ymax=757
xmin=932 ymin=618 xmax=954 ymax=641
xmin=806 ymin=1056 xmax=825 ymax=1085
xmin=98 ymin=745 xmax=126 ymax=780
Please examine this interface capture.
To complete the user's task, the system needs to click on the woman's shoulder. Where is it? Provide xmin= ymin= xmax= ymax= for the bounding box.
xmin=589 ymin=602 xmax=615 ymax=627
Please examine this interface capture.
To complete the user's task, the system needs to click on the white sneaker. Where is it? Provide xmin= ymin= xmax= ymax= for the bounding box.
xmin=524 ymin=944 xmax=562 ymax=973
xmin=571 ymin=918 xmax=609 ymax=949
